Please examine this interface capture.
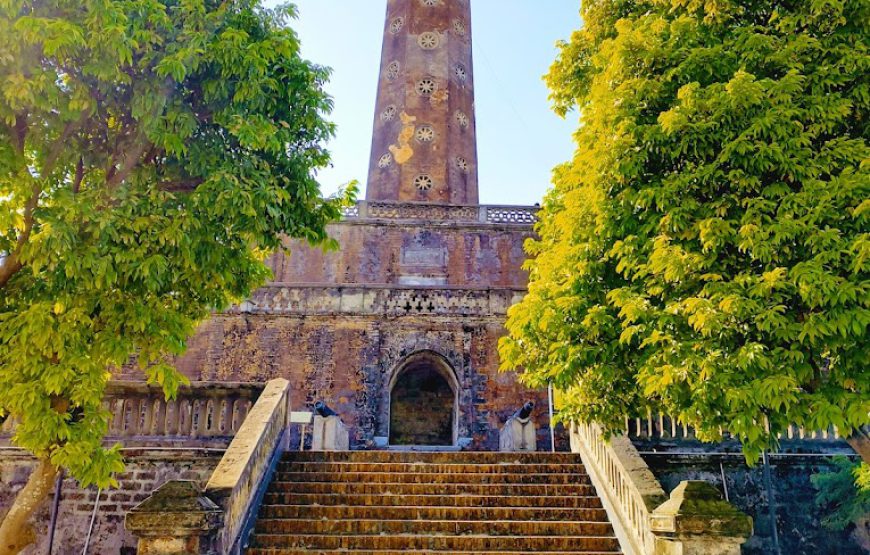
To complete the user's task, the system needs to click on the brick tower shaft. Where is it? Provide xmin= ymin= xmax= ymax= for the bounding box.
xmin=366 ymin=0 xmax=479 ymax=205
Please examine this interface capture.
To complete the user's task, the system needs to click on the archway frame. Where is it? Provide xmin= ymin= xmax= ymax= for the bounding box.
xmin=386 ymin=350 xmax=460 ymax=447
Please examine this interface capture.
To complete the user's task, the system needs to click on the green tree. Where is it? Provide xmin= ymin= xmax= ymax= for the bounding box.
xmin=0 ymin=1 xmax=352 ymax=551
xmin=812 ymin=457 xmax=870 ymax=537
xmin=501 ymin=0 xmax=869 ymax=465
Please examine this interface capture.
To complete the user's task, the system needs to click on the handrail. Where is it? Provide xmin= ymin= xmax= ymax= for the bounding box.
xmin=570 ymin=421 xmax=667 ymax=555
xmin=0 ymin=382 xmax=264 ymax=447
xmin=204 ymin=378 xmax=290 ymax=554
xmin=625 ymin=411 xmax=845 ymax=442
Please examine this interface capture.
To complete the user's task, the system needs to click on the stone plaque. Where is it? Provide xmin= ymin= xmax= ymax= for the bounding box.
xmin=401 ymin=245 xmax=446 ymax=267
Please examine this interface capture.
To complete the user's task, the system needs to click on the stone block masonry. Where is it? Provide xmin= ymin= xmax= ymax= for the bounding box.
xmin=637 ymin=441 xmax=867 ymax=554
xmin=0 ymin=448 xmax=222 ymax=555
xmin=131 ymin=214 xmax=562 ymax=452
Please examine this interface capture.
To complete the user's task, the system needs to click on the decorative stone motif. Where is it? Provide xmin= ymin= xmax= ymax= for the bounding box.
xmin=381 ymin=104 xmax=397 ymax=122
xmin=415 ymin=78 xmax=437 ymax=96
xmin=367 ymin=202 xmax=480 ymax=221
xmin=230 ymin=286 xmax=525 ymax=318
xmin=454 ymin=64 xmax=467 ymax=82
xmin=455 ymin=110 xmax=469 ymax=128
xmin=455 ymin=157 xmax=469 ymax=172
xmin=485 ymin=206 xmax=538 ymax=224
xmin=378 ymin=153 xmax=393 ymax=168
xmin=415 ymin=125 xmax=435 ymax=143
xmin=389 ymin=17 xmax=404 ymax=34
xmin=386 ymin=61 xmax=400 ymax=81
xmin=414 ymin=174 xmax=434 ymax=191
xmin=453 ymin=19 xmax=466 ymax=36
xmin=418 ymin=31 xmax=439 ymax=50
xmin=420 ymin=0 xmax=438 ymax=6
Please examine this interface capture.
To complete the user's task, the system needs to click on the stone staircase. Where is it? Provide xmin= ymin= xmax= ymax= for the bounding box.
xmin=246 ymin=450 xmax=621 ymax=554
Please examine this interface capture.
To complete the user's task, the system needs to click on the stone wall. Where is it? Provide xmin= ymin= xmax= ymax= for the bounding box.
xmin=170 ymin=313 xmax=552 ymax=451
xmin=120 ymin=215 xmax=555 ymax=451
xmin=635 ymin=440 xmax=867 ymax=554
xmin=266 ymin=220 xmax=532 ymax=288
xmin=0 ymin=448 xmax=222 ymax=555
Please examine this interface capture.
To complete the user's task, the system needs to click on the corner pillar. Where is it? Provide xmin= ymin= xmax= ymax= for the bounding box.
xmin=650 ymin=481 xmax=753 ymax=555
xmin=125 ymin=480 xmax=223 ymax=555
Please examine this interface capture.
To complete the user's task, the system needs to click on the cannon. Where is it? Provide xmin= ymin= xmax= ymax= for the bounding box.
xmin=513 ymin=401 xmax=535 ymax=420
xmin=313 ymin=401 xmax=338 ymax=418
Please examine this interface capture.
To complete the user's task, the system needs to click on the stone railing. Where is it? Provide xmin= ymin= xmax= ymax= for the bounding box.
xmin=204 ymin=378 xmax=291 ymax=554
xmin=340 ymin=201 xmax=538 ymax=225
xmin=626 ymin=412 xmax=845 ymax=443
xmin=126 ymin=378 xmax=291 ymax=555
xmin=233 ymin=285 xmax=526 ymax=317
xmin=570 ymin=421 xmax=752 ymax=555
xmin=571 ymin=421 xmax=666 ymax=554
xmin=0 ymin=382 xmax=263 ymax=447
xmin=104 ymin=382 xmax=262 ymax=445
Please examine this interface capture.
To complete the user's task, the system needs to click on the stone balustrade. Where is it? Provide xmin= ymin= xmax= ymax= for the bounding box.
xmin=0 ymin=382 xmax=263 ymax=448
xmin=570 ymin=421 xmax=752 ymax=555
xmin=126 ymin=378 xmax=291 ymax=555
xmin=625 ymin=411 xmax=845 ymax=443
xmin=104 ymin=382 xmax=262 ymax=446
xmin=340 ymin=201 xmax=538 ymax=225
xmin=571 ymin=421 xmax=666 ymax=554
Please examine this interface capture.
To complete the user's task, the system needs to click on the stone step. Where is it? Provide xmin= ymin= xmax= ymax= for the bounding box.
xmin=258 ymin=504 xmax=610 ymax=522
xmin=250 ymin=452 xmax=617 ymax=555
xmin=268 ymin=481 xmax=598 ymax=496
xmin=272 ymin=470 xmax=592 ymax=485
xmin=262 ymin=492 xmax=605 ymax=509
xmin=250 ymin=534 xmax=621 ymax=552
xmin=282 ymin=451 xmax=584 ymax=464
xmin=276 ymin=461 xmax=589 ymax=474
xmin=248 ymin=550 xmax=621 ymax=555
xmin=255 ymin=518 xmax=615 ymax=537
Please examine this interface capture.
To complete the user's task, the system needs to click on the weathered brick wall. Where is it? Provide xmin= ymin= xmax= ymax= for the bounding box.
xmin=172 ymin=313 xmax=553 ymax=450
xmin=267 ymin=221 xmax=532 ymax=288
xmin=130 ymin=217 xmax=556 ymax=451
xmin=0 ymin=448 xmax=222 ymax=555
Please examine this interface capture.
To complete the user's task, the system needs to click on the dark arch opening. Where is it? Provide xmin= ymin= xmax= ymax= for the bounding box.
xmin=389 ymin=355 xmax=456 ymax=446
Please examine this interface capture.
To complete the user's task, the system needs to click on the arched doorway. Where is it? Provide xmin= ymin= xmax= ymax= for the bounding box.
xmin=389 ymin=352 xmax=458 ymax=446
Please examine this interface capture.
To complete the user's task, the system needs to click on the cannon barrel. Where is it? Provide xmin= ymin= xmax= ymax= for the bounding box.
xmin=314 ymin=401 xmax=338 ymax=418
xmin=513 ymin=401 xmax=535 ymax=420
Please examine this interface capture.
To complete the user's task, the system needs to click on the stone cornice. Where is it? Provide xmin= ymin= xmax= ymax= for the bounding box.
xmin=229 ymin=285 xmax=527 ymax=317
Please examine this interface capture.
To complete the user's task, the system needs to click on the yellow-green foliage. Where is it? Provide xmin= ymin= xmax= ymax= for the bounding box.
xmin=0 ymin=0 xmax=353 ymax=488
xmin=501 ymin=0 xmax=869 ymax=462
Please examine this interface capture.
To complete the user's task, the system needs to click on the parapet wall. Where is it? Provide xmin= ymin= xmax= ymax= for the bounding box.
xmin=0 ymin=448 xmax=223 ymax=555
xmin=634 ymin=439 xmax=866 ymax=555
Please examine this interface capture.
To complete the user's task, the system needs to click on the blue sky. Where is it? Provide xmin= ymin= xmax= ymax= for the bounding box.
xmin=282 ymin=1 xmax=582 ymax=206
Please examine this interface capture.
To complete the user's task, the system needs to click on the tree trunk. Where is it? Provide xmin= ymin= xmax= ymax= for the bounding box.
xmin=847 ymin=425 xmax=870 ymax=464
xmin=0 ymin=458 xmax=58 ymax=555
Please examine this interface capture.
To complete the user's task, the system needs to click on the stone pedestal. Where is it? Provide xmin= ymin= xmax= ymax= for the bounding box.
xmin=125 ymin=481 xmax=223 ymax=555
xmin=499 ymin=416 xmax=537 ymax=452
xmin=312 ymin=415 xmax=349 ymax=451
xmin=650 ymin=481 xmax=753 ymax=555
